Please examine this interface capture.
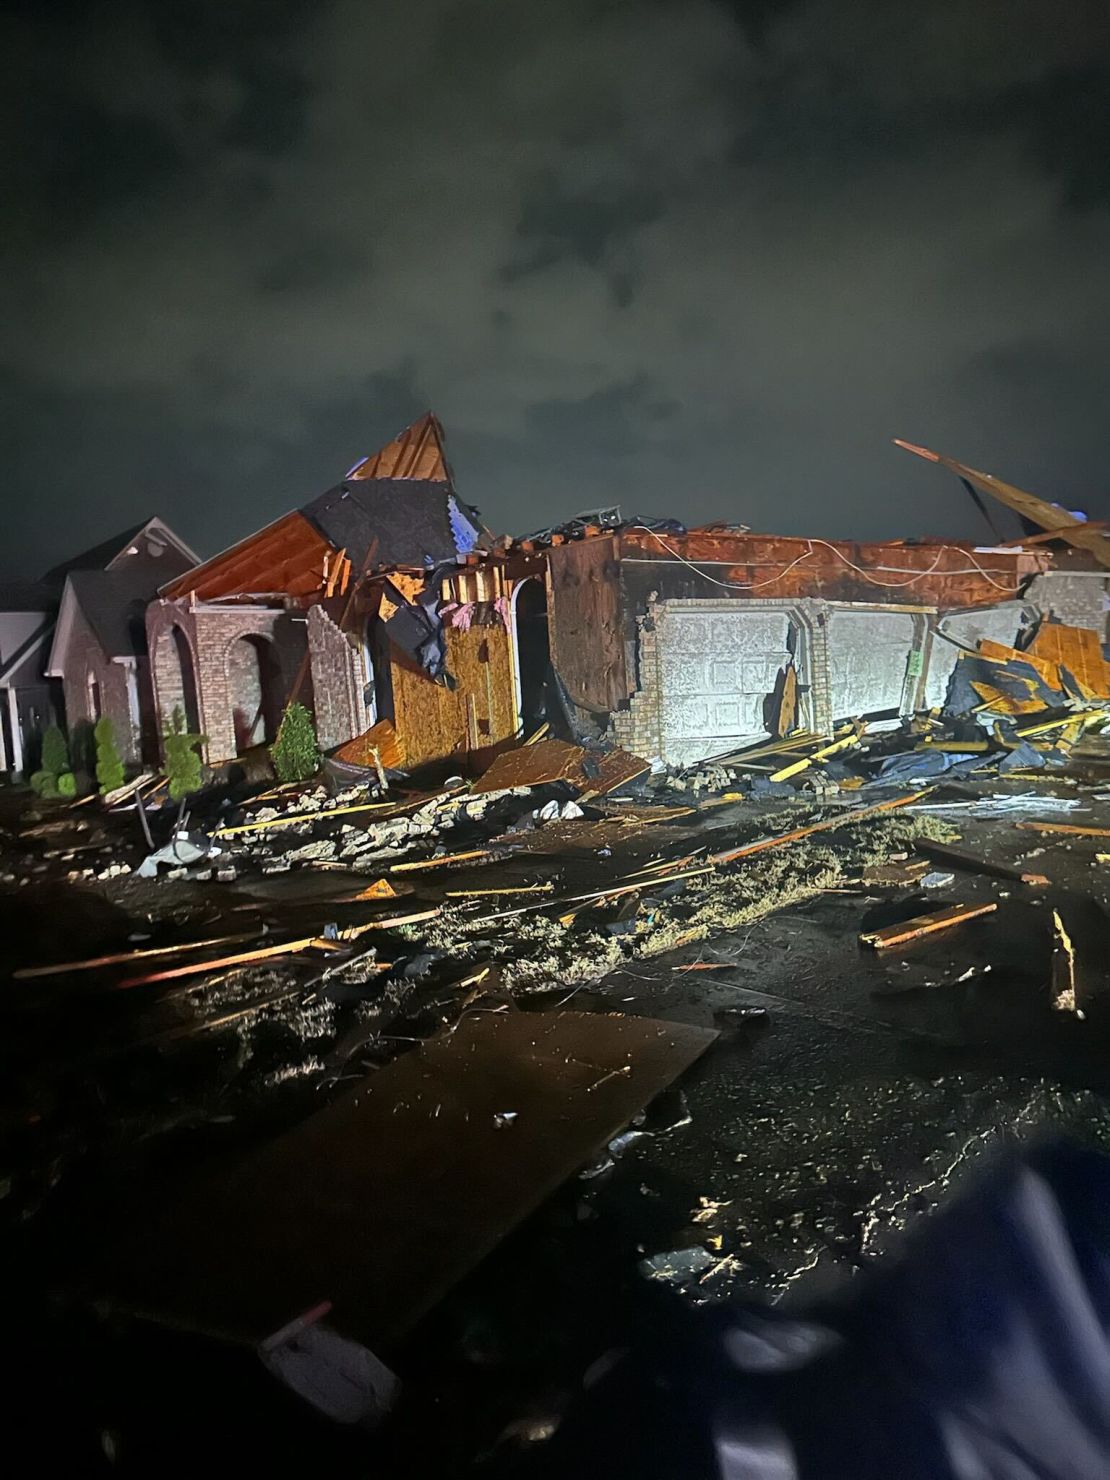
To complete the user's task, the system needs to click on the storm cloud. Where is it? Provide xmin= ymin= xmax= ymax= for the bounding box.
xmin=3 ymin=0 xmax=1110 ymax=572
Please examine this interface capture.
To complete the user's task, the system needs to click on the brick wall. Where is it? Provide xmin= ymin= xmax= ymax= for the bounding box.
xmin=609 ymin=607 xmax=662 ymax=759
xmin=61 ymin=605 xmax=142 ymax=765
xmin=1025 ymin=572 xmax=1109 ymax=636
xmin=307 ymin=604 xmax=367 ymax=749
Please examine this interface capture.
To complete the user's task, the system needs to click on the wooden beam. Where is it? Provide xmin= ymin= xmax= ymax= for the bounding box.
xmin=13 ymin=932 xmax=262 ymax=980
xmin=708 ymin=791 xmax=922 ymax=866
xmin=1016 ymin=821 xmax=1110 ymax=839
xmin=860 ymin=901 xmax=997 ymax=950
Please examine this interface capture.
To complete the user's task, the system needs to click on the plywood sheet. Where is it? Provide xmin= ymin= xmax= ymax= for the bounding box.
xmin=390 ymin=619 xmax=517 ymax=769
xmin=579 ymin=746 xmax=651 ymax=795
xmin=472 ymin=737 xmax=584 ymax=792
xmin=547 ymin=537 xmax=628 ymax=711
xmin=1029 ymin=622 xmax=1110 ymax=700
xmin=90 ymin=1011 xmax=716 ymax=1349
xmin=332 ymin=717 xmax=406 ymax=770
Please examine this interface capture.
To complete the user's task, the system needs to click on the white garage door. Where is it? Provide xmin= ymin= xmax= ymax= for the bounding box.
xmin=654 ymin=605 xmax=794 ymax=767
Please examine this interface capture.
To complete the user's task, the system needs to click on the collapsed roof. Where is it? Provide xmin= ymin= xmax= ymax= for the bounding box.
xmin=163 ymin=414 xmax=485 ymax=603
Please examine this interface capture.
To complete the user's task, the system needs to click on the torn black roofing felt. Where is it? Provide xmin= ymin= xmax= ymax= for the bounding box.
xmin=301 ymin=478 xmax=481 ymax=570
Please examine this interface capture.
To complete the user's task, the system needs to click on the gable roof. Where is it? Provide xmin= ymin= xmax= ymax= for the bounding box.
xmin=0 ymin=581 xmax=56 ymax=614
xmin=40 ymin=517 xmax=202 ymax=589
xmin=46 ymin=528 xmax=198 ymax=675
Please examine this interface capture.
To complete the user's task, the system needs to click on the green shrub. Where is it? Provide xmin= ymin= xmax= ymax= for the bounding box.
xmin=94 ymin=716 xmax=125 ymax=795
xmin=30 ymin=769 xmax=57 ymax=798
xmin=163 ymin=707 xmax=205 ymax=802
xmin=41 ymin=725 xmax=68 ymax=778
xmin=56 ymin=771 xmax=77 ymax=798
xmin=270 ymin=702 xmax=321 ymax=784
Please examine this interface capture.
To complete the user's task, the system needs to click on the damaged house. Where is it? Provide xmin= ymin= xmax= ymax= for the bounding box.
xmin=147 ymin=414 xmax=548 ymax=770
xmin=530 ymin=522 xmax=1050 ymax=767
xmin=146 ymin=415 xmax=1108 ymax=779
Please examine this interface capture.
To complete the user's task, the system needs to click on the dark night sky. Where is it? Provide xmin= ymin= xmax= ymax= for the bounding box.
xmin=4 ymin=0 xmax=1110 ymax=575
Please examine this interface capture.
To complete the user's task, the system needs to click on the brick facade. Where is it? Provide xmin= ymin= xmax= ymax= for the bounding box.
xmin=147 ymin=598 xmax=309 ymax=763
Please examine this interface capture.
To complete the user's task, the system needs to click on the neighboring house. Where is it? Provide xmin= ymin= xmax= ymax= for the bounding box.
xmin=44 ymin=519 xmax=199 ymax=768
xmin=0 ymin=581 xmax=62 ymax=774
xmin=147 ymin=412 xmax=499 ymax=765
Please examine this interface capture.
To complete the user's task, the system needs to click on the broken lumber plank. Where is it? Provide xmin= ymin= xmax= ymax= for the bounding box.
xmin=1016 ymin=821 xmax=1110 ymax=838
xmin=342 ymin=908 xmax=442 ymax=940
xmin=860 ymin=901 xmax=997 ymax=950
xmin=117 ymin=936 xmax=330 ymax=988
xmin=716 ymin=731 xmax=823 ymax=766
xmin=13 ymin=931 xmax=262 ymax=980
xmin=708 ymin=790 xmax=922 ymax=867
xmin=102 ymin=773 xmax=157 ymax=808
xmin=770 ymin=725 xmax=861 ymax=782
xmin=914 ymin=838 xmax=1049 ymax=888
xmin=390 ymin=849 xmax=492 ymax=873
xmin=445 ymin=883 xmax=555 ymax=897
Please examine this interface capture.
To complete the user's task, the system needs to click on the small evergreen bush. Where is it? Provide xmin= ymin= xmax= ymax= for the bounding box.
xmin=41 ymin=725 xmax=68 ymax=778
xmin=56 ymin=771 xmax=77 ymax=798
xmin=163 ymin=707 xmax=206 ymax=802
xmin=94 ymin=716 xmax=125 ymax=795
xmin=270 ymin=703 xmax=321 ymax=784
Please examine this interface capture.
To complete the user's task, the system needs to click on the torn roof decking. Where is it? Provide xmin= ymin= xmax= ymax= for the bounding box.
xmin=895 ymin=440 xmax=1110 ymax=570
xmin=161 ymin=511 xmax=333 ymax=603
xmin=346 ymin=410 xmax=452 ymax=482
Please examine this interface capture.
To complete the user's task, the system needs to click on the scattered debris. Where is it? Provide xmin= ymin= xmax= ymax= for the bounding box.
xmin=914 ymin=837 xmax=1050 ymax=888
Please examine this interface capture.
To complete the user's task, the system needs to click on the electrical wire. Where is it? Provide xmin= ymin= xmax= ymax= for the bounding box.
xmin=628 ymin=527 xmax=1022 ymax=594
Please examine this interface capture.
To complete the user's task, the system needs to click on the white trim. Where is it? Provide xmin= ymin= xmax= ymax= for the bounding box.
xmin=45 ymin=579 xmax=78 ymax=677
xmin=509 ymin=576 xmax=543 ymax=733
xmin=6 ymin=688 xmax=22 ymax=773
xmin=124 ymin=660 xmax=142 ymax=749
xmin=107 ymin=516 xmax=202 ymax=572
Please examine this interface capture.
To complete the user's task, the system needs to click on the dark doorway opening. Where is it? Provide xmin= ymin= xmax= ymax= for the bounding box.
xmin=228 ymin=636 xmax=282 ymax=754
xmin=513 ymin=579 xmax=551 ymax=736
